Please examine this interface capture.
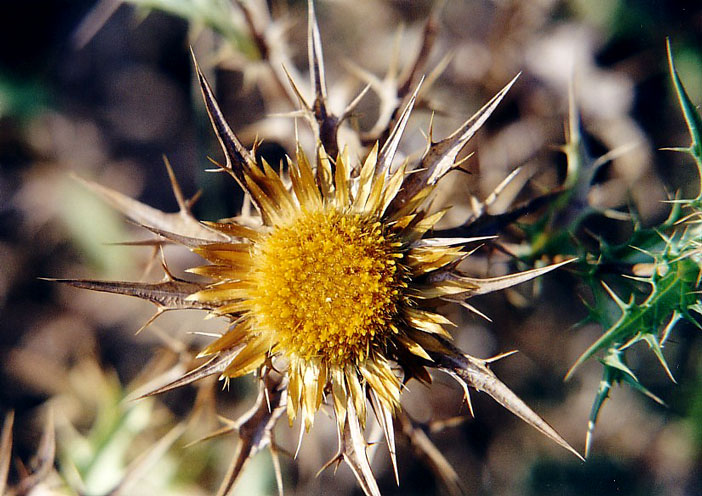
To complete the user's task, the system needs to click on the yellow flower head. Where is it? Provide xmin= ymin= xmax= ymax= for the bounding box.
xmin=59 ymin=3 xmax=582 ymax=494
xmin=187 ymin=133 xmax=460 ymax=433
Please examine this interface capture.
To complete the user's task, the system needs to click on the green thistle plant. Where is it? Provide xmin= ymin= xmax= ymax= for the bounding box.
xmin=570 ymin=40 xmax=702 ymax=456
xmin=514 ymin=38 xmax=702 ymax=457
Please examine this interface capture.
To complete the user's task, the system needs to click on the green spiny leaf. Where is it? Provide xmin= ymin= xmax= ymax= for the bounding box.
xmin=666 ymin=39 xmax=702 ymax=188
xmin=567 ymin=257 xmax=700 ymax=380
xmin=585 ymin=348 xmax=666 ymax=457
xmin=640 ymin=333 xmax=676 ymax=383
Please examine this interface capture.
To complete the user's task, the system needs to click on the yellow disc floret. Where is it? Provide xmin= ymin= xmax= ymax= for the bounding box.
xmin=250 ymin=209 xmax=402 ymax=364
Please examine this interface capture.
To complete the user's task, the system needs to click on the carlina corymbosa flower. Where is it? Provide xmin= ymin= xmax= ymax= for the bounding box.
xmin=54 ymin=2 xmax=583 ymax=494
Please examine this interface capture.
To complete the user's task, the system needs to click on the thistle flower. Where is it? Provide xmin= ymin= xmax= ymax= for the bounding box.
xmin=56 ymin=3 xmax=582 ymax=494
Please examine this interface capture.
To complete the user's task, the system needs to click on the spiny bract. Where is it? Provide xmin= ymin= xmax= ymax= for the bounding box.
xmin=58 ymin=2 xmax=583 ymax=494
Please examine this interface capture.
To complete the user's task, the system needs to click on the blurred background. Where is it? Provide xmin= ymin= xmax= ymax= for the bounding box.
xmin=1 ymin=0 xmax=701 ymax=495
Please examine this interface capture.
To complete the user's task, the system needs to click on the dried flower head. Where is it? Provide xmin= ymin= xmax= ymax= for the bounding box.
xmin=56 ymin=2 xmax=582 ymax=494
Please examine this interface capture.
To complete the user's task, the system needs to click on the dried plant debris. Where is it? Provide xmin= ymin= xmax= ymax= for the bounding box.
xmin=1 ymin=410 xmax=58 ymax=496
xmin=54 ymin=1 xmax=592 ymax=494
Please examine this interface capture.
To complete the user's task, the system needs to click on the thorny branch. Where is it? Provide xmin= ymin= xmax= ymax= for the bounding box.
xmin=360 ymin=13 xmax=440 ymax=148
xmin=396 ymin=411 xmax=465 ymax=496
xmin=429 ymin=336 xmax=584 ymax=461
xmin=217 ymin=367 xmax=287 ymax=496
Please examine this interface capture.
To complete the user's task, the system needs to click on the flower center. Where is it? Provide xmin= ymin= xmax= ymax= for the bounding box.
xmin=250 ymin=209 xmax=401 ymax=364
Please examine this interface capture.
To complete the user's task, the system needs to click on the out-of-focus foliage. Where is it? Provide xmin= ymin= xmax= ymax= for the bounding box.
xmin=1 ymin=0 xmax=702 ymax=495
